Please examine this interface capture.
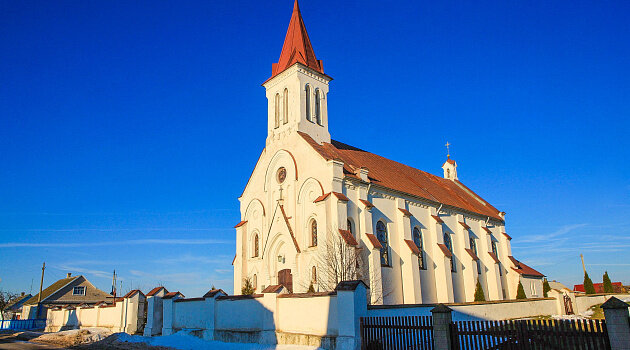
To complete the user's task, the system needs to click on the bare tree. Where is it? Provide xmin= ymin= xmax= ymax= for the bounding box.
xmin=0 ymin=290 xmax=19 ymax=319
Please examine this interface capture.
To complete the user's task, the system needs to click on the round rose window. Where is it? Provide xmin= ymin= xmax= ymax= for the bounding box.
xmin=277 ymin=167 xmax=287 ymax=184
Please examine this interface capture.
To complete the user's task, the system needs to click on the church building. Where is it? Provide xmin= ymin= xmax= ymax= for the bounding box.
xmin=233 ymin=0 xmax=543 ymax=305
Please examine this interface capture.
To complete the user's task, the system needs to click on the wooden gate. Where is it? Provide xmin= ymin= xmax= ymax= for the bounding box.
xmin=450 ymin=319 xmax=610 ymax=350
xmin=360 ymin=316 xmax=433 ymax=350
xmin=278 ymin=269 xmax=293 ymax=292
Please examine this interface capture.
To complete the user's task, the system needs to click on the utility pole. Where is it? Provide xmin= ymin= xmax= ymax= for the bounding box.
xmin=111 ymin=270 xmax=117 ymax=301
xmin=37 ymin=262 xmax=45 ymax=318
xmin=580 ymin=254 xmax=587 ymax=275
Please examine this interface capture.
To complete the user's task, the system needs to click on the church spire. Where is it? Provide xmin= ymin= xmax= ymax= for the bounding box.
xmin=271 ymin=0 xmax=324 ymax=79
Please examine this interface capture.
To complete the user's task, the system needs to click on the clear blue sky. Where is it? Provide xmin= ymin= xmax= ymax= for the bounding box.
xmin=1 ymin=0 xmax=629 ymax=297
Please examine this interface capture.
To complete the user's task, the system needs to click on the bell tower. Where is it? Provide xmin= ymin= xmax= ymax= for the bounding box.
xmin=262 ymin=0 xmax=331 ymax=146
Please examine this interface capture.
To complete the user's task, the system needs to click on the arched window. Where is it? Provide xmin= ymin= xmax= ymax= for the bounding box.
xmin=413 ymin=227 xmax=425 ymax=270
xmin=253 ymin=274 xmax=258 ymax=290
xmin=312 ymin=266 xmax=317 ymax=283
xmin=283 ymin=88 xmax=289 ymax=124
xmin=376 ymin=221 xmax=389 ymax=266
xmin=447 ymin=169 xmax=451 ymax=178
xmin=470 ymin=235 xmax=481 ymax=274
xmin=305 ymin=84 xmax=312 ymax=122
xmin=444 ymin=232 xmax=455 ymax=272
xmin=310 ymin=219 xmax=318 ymax=247
xmin=274 ymin=93 xmax=280 ymax=128
xmin=491 ymin=240 xmax=499 ymax=257
xmin=253 ymin=234 xmax=259 ymax=257
xmin=314 ymin=89 xmax=322 ymax=125
xmin=347 ymin=219 xmax=353 ymax=236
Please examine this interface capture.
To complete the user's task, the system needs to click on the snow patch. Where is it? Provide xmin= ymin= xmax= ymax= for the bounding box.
xmin=116 ymin=330 xmax=324 ymax=350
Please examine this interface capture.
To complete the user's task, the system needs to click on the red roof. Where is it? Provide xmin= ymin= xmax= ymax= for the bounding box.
xmin=398 ymin=208 xmax=413 ymax=217
xmin=437 ymin=243 xmax=452 ymax=258
xmin=508 ymin=256 xmax=544 ymax=277
xmin=234 ymin=220 xmax=247 ymax=228
xmin=314 ymin=192 xmax=349 ymax=203
xmin=404 ymin=239 xmax=420 ymax=255
xmin=298 ymin=132 xmax=503 ymax=221
xmin=147 ymin=287 xmax=167 ymax=297
xmin=332 ymin=192 xmax=350 ymax=201
xmin=314 ymin=192 xmax=331 ymax=203
xmin=459 ymin=221 xmax=471 ymax=230
xmin=573 ymin=282 xmax=624 ymax=293
xmin=269 ymin=0 xmax=324 ymax=80
xmin=464 ymin=248 xmax=479 ymax=261
xmin=431 ymin=215 xmax=444 ymax=224
xmin=488 ymin=252 xmax=500 ymax=264
xmin=338 ymin=229 xmax=358 ymax=246
xmin=502 ymin=232 xmax=512 ymax=240
xmin=481 ymin=226 xmax=492 ymax=234
xmin=359 ymin=199 xmax=374 ymax=209
xmin=163 ymin=292 xmax=184 ymax=299
xmin=365 ymin=233 xmax=382 ymax=249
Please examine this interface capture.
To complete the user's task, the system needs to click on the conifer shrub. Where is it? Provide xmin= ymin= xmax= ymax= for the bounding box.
xmin=543 ymin=278 xmax=551 ymax=298
xmin=307 ymin=283 xmax=315 ymax=293
xmin=583 ymin=272 xmax=596 ymax=294
xmin=516 ymin=281 xmax=527 ymax=299
xmin=602 ymin=271 xmax=614 ymax=293
xmin=474 ymin=280 xmax=486 ymax=302
xmin=241 ymin=277 xmax=255 ymax=295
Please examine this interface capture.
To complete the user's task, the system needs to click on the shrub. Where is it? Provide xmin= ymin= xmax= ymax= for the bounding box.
xmin=516 ymin=281 xmax=527 ymax=299
xmin=474 ymin=280 xmax=486 ymax=302
xmin=543 ymin=278 xmax=551 ymax=298
xmin=602 ymin=271 xmax=614 ymax=293
xmin=241 ymin=277 xmax=255 ymax=295
xmin=307 ymin=283 xmax=315 ymax=293
xmin=583 ymin=272 xmax=596 ymax=294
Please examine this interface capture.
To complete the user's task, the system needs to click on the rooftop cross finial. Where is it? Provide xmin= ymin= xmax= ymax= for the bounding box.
xmin=445 ymin=141 xmax=451 ymax=159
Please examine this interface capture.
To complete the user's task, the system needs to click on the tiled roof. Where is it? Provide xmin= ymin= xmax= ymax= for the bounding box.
xmin=464 ymin=248 xmax=480 ymax=261
xmin=234 ymin=221 xmax=247 ymax=228
xmin=508 ymin=256 xmax=544 ymax=277
xmin=261 ymin=285 xmax=285 ymax=293
xmin=147 ymin=287 xmax=167 ymax=297
xmin=162 ymin=292 xmax=184 ymax=299
xmin=459 ymin=221 xmax=471 ymax=230
xmin=365 ymin=233 xmax=382 ymax=249
xmin=574 ymin=282 xmax=624 ymax=293
xmin=24 ymin=276 xmax=78 ymax=305
xmin=488 ymin=252 xmax=500 ymax=264
xmin=404 ymin=239 xmax=420 ymax=255
xmin=314 ymin=192 xmax=330 ymax=203
xmin=338 ymin=229 xmax=358 ymax=246
xmin=398 ymin=208 xmax=413 ymax=217
xmin=5 ymin=294 xmax=32 ymax=311
xmin=122 ymin=289 xmax=144 ymax=299
xmin=431 ymin=215 xmax=444 ymax=224
xmin=359 ymin=199 xmax=374 ymax=209
xmin=203 ymin=289 xmax=227 ymax=298
xmin=314 ymin=192 xmax=349 ymax=203
xmin=482 ymin=226 xmax=492 ymax=234
xmin=332 ymin=192 xmax=350 ymax=201
xmin=269 ymin=0 xmax=324 ymax=80
xmin=299 ymin=132 xmax=503 ymax=221
xmin=502 ymin=232 xmax=512 ymax=240
xmin=437 ymin=243 xmax=452 ymax=258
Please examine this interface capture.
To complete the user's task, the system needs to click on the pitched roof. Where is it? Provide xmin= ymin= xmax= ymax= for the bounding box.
xmin=162 ymin=292 xmax=184 ymax=299
xmin=298 ymin=132 xmax=504 ymax=221
xmin=437 ymin=243 xmax=452 ymax=258
xmin=269 ymin=0 xmax=324 ymax=80
xmin=4 ymin=294 xmax=32 ymax=311
xmin=338 ymin=229 xmax=358 ymax=246
xmin=261 ymin=285 xmax=285 ymax=293
xmin=24 ymin=276 xmax=78 ymax=305
xmin=508 ymin=256 xmax=544 ymax=277
xmin=146 ymin=287 xmax=167 ymax=297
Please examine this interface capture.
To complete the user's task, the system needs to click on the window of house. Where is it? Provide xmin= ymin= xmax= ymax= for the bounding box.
xmin=274 ymin=93 xmax=280 ymax=128
xmin=73 ymin=286 xmax=86 ymax=296
xmin=413 ymin=227 xmax=425 ymax=270
xmin=253 ymin=234 xmax=259 ymax=257
xmin=311 ymin=219 xmax=318 ymax=247
xmin=347 ymin=219 xmax=353 ymax=236
xmin=376 ymin=221 xmax=389 ymax=266
xmin=444 ymin=232 xmax=455 ymax=272
xmin=314 ymin=89 xmax=322 ymax=125
xmin=312 ymin=266 xmax=317 ymax=283
xmin=283 ymin=88 xmax=289 ymax=124
xmin=305 ymin=84 xmax=312 ymax=122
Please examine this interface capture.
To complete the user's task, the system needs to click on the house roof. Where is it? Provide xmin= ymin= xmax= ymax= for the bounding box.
xmin=574 ymin=282 xmax=623 ymax=293
xmin=4 ymin=294 xmax=32 ymax=311
xmin=508 ymin=256 xmax=544 ymax=277
xmin=162 ymin=292 xmax=184 ymax=299
xmin=269 ymin=0 xmax=324 ymax=80
xmin=298 ymin=132 xmax=504 ymax=221
xmin=24 ymin=276 xmax=79 ymax=305
xmin=146 ymin=287 xmax=167 ymax=297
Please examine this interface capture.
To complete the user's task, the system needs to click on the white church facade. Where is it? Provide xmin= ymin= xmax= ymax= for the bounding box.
xmin=233 ymin=0 xmax=543 ymax=305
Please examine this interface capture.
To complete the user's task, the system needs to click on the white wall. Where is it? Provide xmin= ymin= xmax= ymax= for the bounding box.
xmin=575 ymin=294 xmax=630 ymax=315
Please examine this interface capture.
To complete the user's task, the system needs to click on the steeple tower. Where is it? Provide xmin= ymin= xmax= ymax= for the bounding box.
xmin=263 ymin=0 xmax=331 ymax=146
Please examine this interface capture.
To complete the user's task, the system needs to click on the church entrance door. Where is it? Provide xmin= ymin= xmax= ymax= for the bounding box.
xmin=278 ymin=269 xmax=293 ymax=293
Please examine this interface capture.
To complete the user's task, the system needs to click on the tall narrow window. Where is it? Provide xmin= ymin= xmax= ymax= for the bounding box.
xmin=413 ymin=227 xmax=425 ymax=270
xmin=376 ymin=221 xmax=389 ymax=266
xmin=253 ymin=274 xmax=258 ymax=290
xmin=283 ymin=88 xmax=289 ymax=124
xmin=314 ymin=89 xmax=322 ymax=125
xmin=470 ymin=235 xmax=481 ymax=274
xmin=274 ymin=93 xmax=280 ymax=128
xmin=305 ymin=84 xmax=311 ymax=122
xmin=491 ymin=241 xmax=499 ymax=257
xmin=444 ymin=232 xmax=455 ymax=272
xmin=311 ymin=219 xmax=318 ymax=247
xmin=253 ymin=234 xmax=259 ymax=257
xmin=312 ymin=266 xmax=317 ymax=283
xmin=347 ymin=219 xmax=353 ymax=236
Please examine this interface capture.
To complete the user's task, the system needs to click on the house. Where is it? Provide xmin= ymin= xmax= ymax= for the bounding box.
xmin=233 ymin=0 xmax=544 ymax=305
xmin=1 ymin=293 xmax=32 ymax=320
xmin=20 ymin=273 xmax=111 ymax=319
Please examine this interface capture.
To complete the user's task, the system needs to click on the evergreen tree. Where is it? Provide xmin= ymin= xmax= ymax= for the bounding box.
xmin=474 ymin=280 xmax=486 ymax=302
xmin=241 ymin=277 xmax=255 ymax=295
xmin=542 ymin=278 xmax=551 ymax=298
xmin=307 ymin=283 xmax=315 ymax=293
xmin=583 ymin=271 xmax=596 ymax=294
xmin=516 ymin=281 xmax=527 ymax=299
xmin=602 ymin=271 xmax=614 ymax=293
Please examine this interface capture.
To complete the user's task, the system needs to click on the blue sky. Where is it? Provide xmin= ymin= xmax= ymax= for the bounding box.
xmin=1 ymin=0 xmax=629 ymax=297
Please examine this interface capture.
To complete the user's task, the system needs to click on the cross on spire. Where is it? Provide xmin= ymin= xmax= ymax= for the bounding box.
xmin=445 ymin=141 xmax=451 ymax=159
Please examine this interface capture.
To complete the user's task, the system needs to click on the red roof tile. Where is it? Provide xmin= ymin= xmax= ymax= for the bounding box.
xmin=147 ymin=287 xmax=167 ymax=297
xmin=465 ymin=248 xmax=479 ymax=261
xmin=338 ymin=229 xmax=358 ymax=246
xmin=314 ymin=192 xmax=331 ymax=203
xmin=332 ymin=192 xmax=350 ymax=201
xmin=574 ymin=282 xmax=624 ymax=293
xmin=488 ymin=252 xmax=500 ymax=264
xmin=437 ymin=243 xmax=452 ymax=258
xmin=365 ymin=233 xmax=382 ymax=249
xmin=481 ymin=226 xmax=492 ymax=234
xmin=122 ymin=289 xmax=144 ymax=299
xmin=298 ymin=132 xmax=504 ymax=221
xmin=262 ymin=284 xmax=285 ymax=293
xmin=404 ymin=239 xmax=420 ymax=255
xmin=459 ymin=221 xmax=471 ymax=230
xmin=234 ymin=220 xmax=247 ymax=228
xmin=508 ymin=256 xmax=544 ymax=277
xmin=163 ymin=292 xmax=184 ymax=299
xmin=359 ymin=199 xmax=374 ymax=209
xmin=269 ymin=0 xmax=324 ymax=80
xmin=398 ymin=208 xmax=413 ymax=217
xmin=502 ymin=232 xmax=512 ymax=240
xmin=431 ymin=215 xmax=444 ymax=224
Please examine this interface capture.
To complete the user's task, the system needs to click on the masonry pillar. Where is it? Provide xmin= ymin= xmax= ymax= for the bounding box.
xmin=335 ymin=281 xmax=368 ymax=350
xmin=431 ymin=211 xmax=454 ymax=303
xmin=602 ymin=297 xmax=630 ymax=350
xmin=201 ymin=289 xmax=227 ymax=340
xmin=161 ymin=298 xmax=174 ymax=336
xmin=431 ymin=304 xmax=453 ymax=350
xmin=259 ymin=292 xmax=279 ymax=344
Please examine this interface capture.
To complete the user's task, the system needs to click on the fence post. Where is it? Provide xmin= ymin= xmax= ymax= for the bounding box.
xmin=602 ymin=297 xmax=630 ymax=350
xmin=431 ymin=304 xmax=453 ymax=350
